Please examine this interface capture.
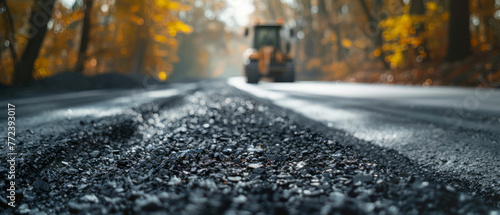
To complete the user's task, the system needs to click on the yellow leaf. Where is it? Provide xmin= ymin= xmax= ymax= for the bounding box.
xmin=155 ymin=0 xmax=190 ymax=10
xmin=130 ymin=5 xmax=140 ymax=13
xmin=158 ymin=71 xmax=168 ymax=81
xmin=154 ymin=34 xmax=168 ymax=43
xmin=154 ymin=15 xmax=164 ymax=22
xmin=341 ymin=39 xmax=352 ymax=48
xmin=167 ymin=21 xmax=193 ymax=36
xmin=306 ymin=58 xmax=322 ymax=70
xmin=426 ymin=2 xmax=437 ymax=11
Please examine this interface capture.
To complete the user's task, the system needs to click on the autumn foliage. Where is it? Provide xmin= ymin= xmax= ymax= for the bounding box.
xmin=255 ymin=0 xmax=500 ymax=87
xmin=0 ymin=0 xmax=191 ymax=85
xmin=2 ymin=0 xmax=500 ymax=87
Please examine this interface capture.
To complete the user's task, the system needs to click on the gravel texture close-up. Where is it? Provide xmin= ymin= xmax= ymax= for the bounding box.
xmin=1 ymin=83 xmax=498 ymax=214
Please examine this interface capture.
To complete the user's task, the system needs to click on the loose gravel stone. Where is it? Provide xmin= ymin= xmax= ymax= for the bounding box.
xmin=228 ymin=176 xmax=242 ymax=182
xmin=248 ymin=163 xmax=263 ymax=169
xmin=90 ymin=150 xmax=100 ymax=158
xmin=80 ymin=194 xmax=99 ymax=203
xmin=353 ymin=174 xmax=373 ymax=184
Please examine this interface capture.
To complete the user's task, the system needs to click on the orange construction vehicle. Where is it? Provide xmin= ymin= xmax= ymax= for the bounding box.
xmin=243 ymin=21 xmax=295 ymax=83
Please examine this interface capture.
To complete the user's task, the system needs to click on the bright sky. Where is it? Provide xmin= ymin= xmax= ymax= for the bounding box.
xmin=219 ymin=0 xmax=255 ymax=29
xmin=59 ymin=0 xmax=76 ymax=8
xmin=59 ymin=0 xmax=255 ymax=29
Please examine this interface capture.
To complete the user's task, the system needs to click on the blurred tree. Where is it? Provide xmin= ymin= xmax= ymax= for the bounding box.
xmin=409 ymin=0 xmax=427 ymax=63
xmin=14 ymin=0 xmax=56 ymax=84
xmin=318 ymin=0 xmax=344 ymax=61
xmin=301 ymin=0 xmax=319 ymax=59
xmin=267 ymin=0 xmax=278 ymax=19
xmin=1 ymin=0 xmax=499 ymax=86
xmin=359 ymin=0 xmax=390 ymax=69
xmin=0 ymin=0 xmax=18 ymax=65
xmin=75 ymin=0 xmax=93 ymax=73
xmin=172 ymin=0 xmax=229 ymax=80
xmin=1 ymin=0 xmax=191 ymax=85
xmin=445 ymin=0 xmax=472 ymax=62
xmin=470 ymin=0 xmax=495 ymax=50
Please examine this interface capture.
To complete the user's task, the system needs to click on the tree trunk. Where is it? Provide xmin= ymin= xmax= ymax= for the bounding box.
xmin=266 ymin=0 xmax=278 ymax=20
xmin=409 ymin=0 xmax=425 ymax=15
xmin=131 ymin=24 xmax=148 ymax=74
xmin=410 ymin=0 xmax=428 ymax=63
xmin=445 ymin=0 xmax=472 ymax=62
xmin=75 ymin=0 xmax=94 ymax=74
xmin=129 ymin=1 xmax=148 ymax=75
xmin=478 ymin=0 xmax=495 ymax=48
xmin=301 ymin=0 xmax=320 ymax=58
xmin=359 ymin=0 xmax=390 ymax=69
xmin=317 ymin=0 xmax=348 ymax=61
xmin=317 ymin=0 xmax=331 ymax=58
xmin=13 ymin=0 xmax=56 ymax=84
xmin=0 ymin=0 xmax=6 ymax=61
xmin=334 ymin=26 xmax=345 ymax=61
xmin=1 ymin=0 xmax=18 ymax=64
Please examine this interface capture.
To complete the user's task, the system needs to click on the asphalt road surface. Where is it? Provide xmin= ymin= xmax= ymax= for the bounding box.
xmin=0 ymin=79 xmax=499 ymax=214
xmin=229 ymin=77 xmax=500 ymax=202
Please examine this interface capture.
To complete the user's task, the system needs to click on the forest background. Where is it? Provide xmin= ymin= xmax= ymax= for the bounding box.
xmin=1 ymin=0 xmax=499 ymax=87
